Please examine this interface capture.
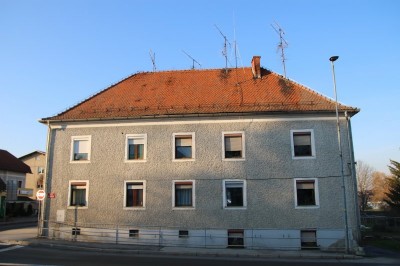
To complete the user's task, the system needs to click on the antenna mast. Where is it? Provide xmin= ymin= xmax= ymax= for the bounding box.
xmin=271 ymin=21 xmax=288 ymax=77
xmin=149 ymin=49 xmax=156 ymax=72
xmin=214 ymin=24 xmax=231 ymax=71
xmin=182 ymin=50 xmax=201 ymax=69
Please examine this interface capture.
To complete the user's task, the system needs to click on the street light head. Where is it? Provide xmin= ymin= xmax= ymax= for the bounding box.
xmin=329 ymin=56 xmax=339 ymax=62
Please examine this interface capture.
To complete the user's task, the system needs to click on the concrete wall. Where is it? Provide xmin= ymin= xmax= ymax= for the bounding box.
xmin=44 ymin=114 xmax=359 ymax=249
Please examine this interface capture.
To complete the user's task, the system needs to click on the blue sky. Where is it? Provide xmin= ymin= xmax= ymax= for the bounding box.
xmin=0 ymin=0 xmax=399 ymax=173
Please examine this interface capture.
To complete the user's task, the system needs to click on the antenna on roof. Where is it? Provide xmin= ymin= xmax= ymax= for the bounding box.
xmin=182 ymin=50 xmax=201 ymax=69
xmin=214 ymin=24 xmax=231 ymax=72
xmin=271 ymin=21 xmax=288 ymax=78
xmin=149 ymin=49 xmax=156 ymax=72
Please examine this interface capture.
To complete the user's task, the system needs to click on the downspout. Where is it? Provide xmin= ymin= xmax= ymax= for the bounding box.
xmin=345 ymin=111 xmax=361 ymax=242
xmin=41 ymin=120 xmax=52 ymax=237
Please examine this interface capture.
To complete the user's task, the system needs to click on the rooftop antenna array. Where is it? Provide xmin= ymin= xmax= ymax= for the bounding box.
xmin=214 ymin=24 xmax=231 ymax=72
xmin=182 ymin=50 xmax=201 ymax=69
xmin=271 ymin=21 xmax=288 ymax=78
xmin=149 ymin=49 xmax=156 ymax=72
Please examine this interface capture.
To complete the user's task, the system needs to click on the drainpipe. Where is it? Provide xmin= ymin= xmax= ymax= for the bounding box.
xmin=345 ymin=111 xmax=361 ymax=243
xmin=41 ymin=120 xmax=52 ymax=237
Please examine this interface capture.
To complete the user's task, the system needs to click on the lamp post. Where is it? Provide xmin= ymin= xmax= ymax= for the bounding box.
xmin=329 ymin=56 xmax=350 ymax=253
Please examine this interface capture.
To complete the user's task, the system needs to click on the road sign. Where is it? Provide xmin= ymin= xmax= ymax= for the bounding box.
xmin=36 ymin=190 xmax=46 ymax=201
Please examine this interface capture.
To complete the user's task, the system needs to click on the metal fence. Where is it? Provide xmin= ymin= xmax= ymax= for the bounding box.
xmin=361 ymin=216 xmax=400 ymax=231
xmin=38 ymin=220 xmax=348 ymax=252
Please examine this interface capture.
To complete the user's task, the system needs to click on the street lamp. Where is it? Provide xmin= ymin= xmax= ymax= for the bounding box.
xmin=329 ymin=56 xmax=350 ymax=253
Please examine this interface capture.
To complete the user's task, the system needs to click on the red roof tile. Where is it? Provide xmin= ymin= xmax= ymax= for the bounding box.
xmin=41 ymin=67 xmax=358 ymax=122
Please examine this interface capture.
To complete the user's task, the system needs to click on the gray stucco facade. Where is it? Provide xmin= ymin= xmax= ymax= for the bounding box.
xmin=42 ymin=114 xmax=359 ymax=250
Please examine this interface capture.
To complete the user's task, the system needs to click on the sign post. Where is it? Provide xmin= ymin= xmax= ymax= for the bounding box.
xmin=36 ymin=190 xmax=45 ymax=237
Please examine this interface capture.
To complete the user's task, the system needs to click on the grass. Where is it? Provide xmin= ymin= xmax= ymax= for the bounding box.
xmin=362 ymin=229 xmax=400 ymax=252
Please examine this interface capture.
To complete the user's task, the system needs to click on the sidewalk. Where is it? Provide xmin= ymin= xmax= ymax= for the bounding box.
xmin=6 ymin=237 xmax=362 ymax=260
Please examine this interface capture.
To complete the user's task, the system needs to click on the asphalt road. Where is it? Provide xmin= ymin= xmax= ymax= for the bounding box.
xmin=0 ymin=245 xmax=399 ymax=266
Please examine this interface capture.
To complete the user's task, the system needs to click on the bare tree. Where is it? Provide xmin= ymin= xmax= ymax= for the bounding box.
xmin=371 ymin=171 xmax=390 ymax=209
xmin=356 ymin=161 xmax=374 ymax=211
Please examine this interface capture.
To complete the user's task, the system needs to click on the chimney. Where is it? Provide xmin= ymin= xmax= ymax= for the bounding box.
xmin=251 ymin=56 xmax=261 ymax=79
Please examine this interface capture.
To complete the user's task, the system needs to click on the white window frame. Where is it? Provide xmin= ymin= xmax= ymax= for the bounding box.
xmin=223 ymin=179 xmax=247 ymax=210
xmin=70 ymin=135 xmax=92 ymax=163
xmin=290 ymin=129 xmax=316 ymax=159
xmin=222 ymin=131 xmax=245 ymax=161
xmin=67 ymin=180 xmax=89 ymax=209
xmin=172 ymin=132 xmax=195 ymax=162
xmin=294 ymin=178 xmax=320 ymax=209
xmin=123 ymin=180 xmax=146 ymax=210
xmin=172 ymin=180 xmax=195 ymax=210
xmin=125 ymin=134 xmax=147 ymax=162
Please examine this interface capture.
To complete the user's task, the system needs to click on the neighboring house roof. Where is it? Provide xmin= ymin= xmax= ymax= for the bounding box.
xmin=19 ymin=150 xmax=46 ymax=161
xmin=40 ymin=58 xmax=359 ymax=122
xmin=0 ymin=149 xmax=32 ymax=174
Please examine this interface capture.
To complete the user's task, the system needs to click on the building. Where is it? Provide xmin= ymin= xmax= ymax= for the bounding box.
xmin=0 ymin=149 xmax=33 ymax=217
xmin=39 ymin=56 xmax=360 ymax=251
xmin=19 ymin=151 xmax=46 ymax=200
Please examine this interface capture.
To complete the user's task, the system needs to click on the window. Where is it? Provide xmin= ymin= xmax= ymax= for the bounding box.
xmin=228 ymin=229 xmax=244 ymax=248
xmin=222 ymin=132 xmax=245 ymax=160
xmin=68 ymin=181 xmax=88 ymax=208
xmin=124 ymin=181 xmax=146 ymax=209
xmin=223 ymin=180 xmax=246 ymax=209
xmin=38 ymin=167 xmax=45 ymax=174
xmin=294 ymin=178 xmax=319 ymax=208
xmin=291 ymin=130 xmax=315 ymax=158
xmin=173 ymin=133 xmax=195 ymax=161
xmin=179 ymin=230 xmax=189 ymax=238
xmin=129 ymin=229 xmax=139 ymax=238
xmin=71 ymin=136 xmax=91 ymax=162
xmin=125 ymin=134 xmax=147 ymax=161
xmin=18 ymin=181 xmax=23 ymax=188
xmin=173 ymin=181 xmax=195 ymax=209
xmin=72 ymin=228 xmax=81 ymax=236
xmin=301 ymin=230 xmax=318 ymax=249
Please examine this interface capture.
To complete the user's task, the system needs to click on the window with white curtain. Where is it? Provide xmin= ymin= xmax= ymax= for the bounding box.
xmin=173 ymin=181 xmax=195 ymax=208
xmin=68 ymin=181 xmax=88 ymax=208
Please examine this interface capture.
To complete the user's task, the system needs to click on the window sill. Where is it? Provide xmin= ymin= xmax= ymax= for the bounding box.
xmin=67 ymin=206 xmax=88 ymax=210
xmin=295 ymin=205 xmax=320 ymax=209
xmin=124 ymin=160 xmax=147 ymax=163
xmin=172 ymin=207 xmax=195 ymax=210
xmin=123 ymin=207 xmax=146 ymax=210
xmin=292 ymin=156 xmax=316 ymax=160
xmin=172 ymin=158 xmax=195 ymax=162
xmin=223 ymin=207 xmax=247 ymax=210
xmin=222 ymin=158 xmax=246 ymax=162
xmin=70 ymin=160 xmax=91 ymax=164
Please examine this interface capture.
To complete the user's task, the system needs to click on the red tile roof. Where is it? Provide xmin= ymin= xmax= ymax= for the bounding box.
xmin=41 ymin=67 xmax=358 ymax=122
xmin=0 ymin=149 xmax=32 ymax=174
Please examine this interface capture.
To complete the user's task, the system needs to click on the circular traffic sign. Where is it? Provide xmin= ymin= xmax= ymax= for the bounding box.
xmin=36 ymin=190 xmax=46 ymax=200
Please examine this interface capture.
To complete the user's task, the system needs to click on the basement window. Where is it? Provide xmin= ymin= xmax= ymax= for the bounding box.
xmin=301 ymin=230 xmax=318 ymax=249
xmin=72 ymin=227 xmax=81 ymax=236
xmin=129 ymin=229 xmax=139 ymax=238
xmin=179 ymin=230 xmax=189 ymax=238
xmin=227 ymin=229 xmax=244 ymax=248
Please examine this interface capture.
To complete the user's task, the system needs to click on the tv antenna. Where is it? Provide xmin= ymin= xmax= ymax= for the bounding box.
xmin=149 ymin=49 xmax=156 ymax=72
xmin=214 ymin=24 xmax=231 ymax=71
xmin=182 ymin=50 xmax=201 ymax=69
xmin=271 ymin=21 xmax=288 ymax=77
